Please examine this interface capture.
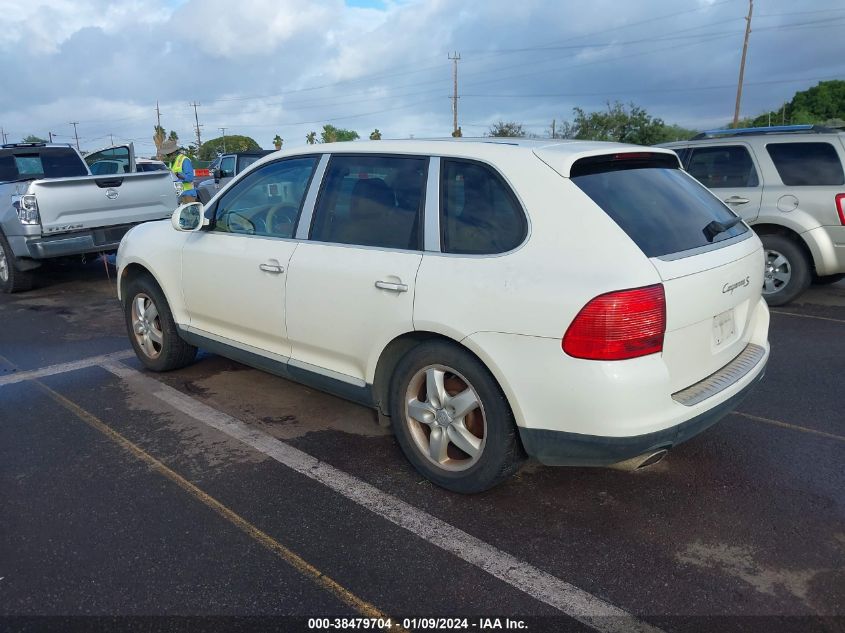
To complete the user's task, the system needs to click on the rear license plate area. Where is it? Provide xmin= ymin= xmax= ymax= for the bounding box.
xmin=712 ymin=309 xmax=736 ymax=348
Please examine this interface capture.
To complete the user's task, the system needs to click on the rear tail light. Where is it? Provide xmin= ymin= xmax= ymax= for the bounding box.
xmin=836 ymin=194 xmax=845 ymax=225
xmin=16 ymin=194 xmax=40 ymax=225
xmin=562 ymin=284 xmax=666 ymax=360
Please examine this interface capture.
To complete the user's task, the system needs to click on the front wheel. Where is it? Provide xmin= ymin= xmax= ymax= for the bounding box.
xmin=389 ymin=342 xmax=524 ymax=493
xmin=760 ymin=234 xmax=811 ymax=306
xmin=124 ymin=275 xmax=197 ymax=371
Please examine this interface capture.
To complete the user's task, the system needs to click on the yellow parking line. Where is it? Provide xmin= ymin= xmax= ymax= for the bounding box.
xmin=735 ymin=411 xmax=845 ymax=443
xmin=33 ymin=380 xmax=403 ymax=630
xmin=770 ymin=310 xmax=845 ymax=325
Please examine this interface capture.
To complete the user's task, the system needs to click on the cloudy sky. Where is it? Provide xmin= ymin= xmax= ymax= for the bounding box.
xmin=0 ymin=0 xmax=843 ymax=155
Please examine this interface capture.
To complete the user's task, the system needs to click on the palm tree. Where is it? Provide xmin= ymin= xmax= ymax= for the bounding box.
xmin=273 ymin=134 xmax=283 ymax=150
xmin=369 ymin=129 xmax=382 ymax=140
xmin=305 ymin=131 xmax=317 ymax=145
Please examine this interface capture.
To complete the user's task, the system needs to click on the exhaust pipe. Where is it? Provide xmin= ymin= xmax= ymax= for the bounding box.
xmin=610 ymin=448 xmax=669 ymax=471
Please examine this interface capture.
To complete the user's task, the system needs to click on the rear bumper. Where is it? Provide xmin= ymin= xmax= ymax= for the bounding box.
xmin=10 ymin=224 xmax=137 ymax=260
xmin=518 ymin=366 xmax=765 ymax=466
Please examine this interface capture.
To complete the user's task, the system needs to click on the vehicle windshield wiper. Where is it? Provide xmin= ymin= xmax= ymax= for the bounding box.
xmin=703 ymin=216 xmax=744 ymax=242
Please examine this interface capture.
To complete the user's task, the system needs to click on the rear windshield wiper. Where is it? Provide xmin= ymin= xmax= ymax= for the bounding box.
xmin=703 ymin=216 xmax=744 ymax=242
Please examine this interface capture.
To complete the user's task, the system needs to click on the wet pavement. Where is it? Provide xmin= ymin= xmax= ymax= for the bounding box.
xmin=1 ymin=259 xmax=843 ymax=633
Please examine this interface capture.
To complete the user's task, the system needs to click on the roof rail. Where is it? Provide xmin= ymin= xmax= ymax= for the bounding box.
xmin=691 ymin=124 xmax=838 ymax=140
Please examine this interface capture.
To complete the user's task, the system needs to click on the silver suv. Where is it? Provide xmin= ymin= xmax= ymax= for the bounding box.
xmin=662 ymin=125 xmax=845 ymax=305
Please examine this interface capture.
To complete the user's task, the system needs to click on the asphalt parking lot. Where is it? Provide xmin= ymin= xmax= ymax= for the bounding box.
xmin=1 ymin=260 xmax=843 ymax=633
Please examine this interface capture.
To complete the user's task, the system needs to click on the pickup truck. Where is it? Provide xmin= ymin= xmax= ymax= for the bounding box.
xmin=0 ymin=142 xmax=179 ymax=293
xmin=196 ymin=150 xmax=274 ymax=203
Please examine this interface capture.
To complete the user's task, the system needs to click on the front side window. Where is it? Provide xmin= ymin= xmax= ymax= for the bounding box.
xmin=686 ymin=145 xmax=760 ymax=188
xmin=766 ymin=142 xmax=844 ymax=186
xmin=440 ymin=159 xmax=527 ymax=254
xmin=237 ymin=155 xmax=263 ymax=173
xmin=310 ymin=155 xmax=426 ymax=250
xmin=212 ymin=156 xmax=317 ymax=238
xmin=219 ymin=156 xmax=236 ymax=178
xmin=85 ymin=146 xmax=131 ymax=175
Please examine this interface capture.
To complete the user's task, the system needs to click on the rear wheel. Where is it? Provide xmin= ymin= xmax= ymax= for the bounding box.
xmin=760 ymin=234 xmax=811 ymax=306
xmin=124 ymin=275 xmax=197 ymax=371
xmin=0 ymin=233 xmax=34 ymax=294
xmin=389 ymin=342 xmax=524 ymax=493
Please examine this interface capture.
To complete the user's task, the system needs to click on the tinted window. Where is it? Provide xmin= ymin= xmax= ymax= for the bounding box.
xmin=766 ymin=142 xmax=844 ymax=186
xmin=310 ymin=155 xmax=426 ymax=250
xmin=572 ymin=165 xmax=749 ymax=257
xmin=136 ymin=162 xmax=167 ymax=172
xmin=0 ymin=148 xmax=88 ymax=182
xmin=220 ymin=156 xmax=236 ymax=178
xmin=686 ymin=146 xmax=759 ymax=188
xmin=237 ymin=155 xmax=263 ymax=173
xmin=213 ymin=157 xmax=317 ymax=239
xmin=440 ymin=159 xmax=527 ymax=254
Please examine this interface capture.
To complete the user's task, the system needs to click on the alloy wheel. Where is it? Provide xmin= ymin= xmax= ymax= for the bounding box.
xmin=404 ymin=364 xmax=487 ymax=472
xmin=763 ymin=248 xmax=791 ymax=295
xmin=130 ymin=293 xmax=164 ymax=359
xmin=0 ymin=247 xmax=8 ymax=283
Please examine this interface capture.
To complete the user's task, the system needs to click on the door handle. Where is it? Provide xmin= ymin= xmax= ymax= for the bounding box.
xmin=375 ymin=280 xmax=408 ymax=293
xmin=724 ymin=196 xmax=750 ymax=205
xmin=259 ymin=261 xmax=284 ymax=274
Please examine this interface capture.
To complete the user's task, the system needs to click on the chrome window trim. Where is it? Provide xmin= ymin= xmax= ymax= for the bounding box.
xmin=423 ymin=156 xmax=441 ymax=252
xmin=654 ymin=230 xmax=754 ymax=262
xmin=295 ymin=153 xmax=330 ymax=240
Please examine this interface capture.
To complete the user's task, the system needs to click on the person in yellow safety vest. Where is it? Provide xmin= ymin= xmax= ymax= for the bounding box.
xmin=162 ymin=143 xmax=197 ymax=203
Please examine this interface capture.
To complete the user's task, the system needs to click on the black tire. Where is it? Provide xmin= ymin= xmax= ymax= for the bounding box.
xmin=812 ymin=273 xmax=845 ymax=286
xmin=389 ymin=341 xmax=524 ymax=494
xmin=760 ymin=234 xmax=811 ymax=306
xmin=123 ymin=274 xmax=197 ymax=371
xmin=0 ymin=232 xmax=34 ymax=294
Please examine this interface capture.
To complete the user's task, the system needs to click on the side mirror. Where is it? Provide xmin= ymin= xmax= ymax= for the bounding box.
xmin=171 ymin=202 xmax=207 ymax=232
xmin=213 ymin=168 xmax=221 ymax=182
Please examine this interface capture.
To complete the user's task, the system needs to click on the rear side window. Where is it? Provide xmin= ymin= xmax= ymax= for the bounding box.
xmin=686 ymin=146 xmax=759 ymax=188
xmin=766 ymin=142 xmax=844 ymax=186
xmin=440 ymin=159 xmax=527 ymax=254
xmin=310 ymin=155 xmax=426 ymax=250
xmin=572 ymin=161 xmax=748 ymax=258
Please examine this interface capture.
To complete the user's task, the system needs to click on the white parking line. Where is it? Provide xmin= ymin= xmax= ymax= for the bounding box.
xmin=0 ymin=350 xmax=135 ymax=387
xmin=101 ymin=361 xmax=663 ymax=633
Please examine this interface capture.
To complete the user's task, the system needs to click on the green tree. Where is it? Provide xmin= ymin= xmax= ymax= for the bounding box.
xmin=320 ymin=124 xmax=359 ymax=143
xmin=451 ymin=127 xmax=462 ymax=138
xmin=23 ymin=134 xmax=47 ymax=143
xmin=306 ymin=131 xmax=317 ymax=145
xmin=198 ymin=134 xmax=260 ymax=161
xmin=568 ymin=101 xmax=673 ymax=145
xmin=369 ymin=128 xmax=382 ymax=140
xmin=488 ymin=121 xmax=526 ymax=137
xmin=735 ymin=80 xmax=845 ymax=128
xmin=168 ymin=130 xmax=179 ymax=143
xmin=273 ymin=134 xmax=283 ymax=150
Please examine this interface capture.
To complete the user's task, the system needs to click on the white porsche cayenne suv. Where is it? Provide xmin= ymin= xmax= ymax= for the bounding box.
xmin=117 ymin=139 xmax=770 ymax=493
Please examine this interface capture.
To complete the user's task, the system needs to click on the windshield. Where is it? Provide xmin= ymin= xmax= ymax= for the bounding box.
xmin=0 ymin=147 xmax=88 ymax=182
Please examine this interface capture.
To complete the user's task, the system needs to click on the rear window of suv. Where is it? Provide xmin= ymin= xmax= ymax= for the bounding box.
xmin=766 ymin=142 xmax=844 ymax=186
xmin=572 ymin=156 xmax=748 ymax=258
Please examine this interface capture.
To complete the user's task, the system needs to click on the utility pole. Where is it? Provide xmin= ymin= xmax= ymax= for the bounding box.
xmin=448 ymin=52 xmax=461 ymax=136
xmin=0 ymin=127 xmax=7 ymax=144
xmin=48 ymin=132 xmax=53 ymax=143
xmin=70 ymin=122 xmax=80 ymax=151
xmin=219 ymin=127 xmax=227 ymax=153
xmin=551 ymin=119 xmax=556 ymax=139
xmin=189 ymin=101 xmax=203 ymax=151
xmin=732 ymin=0 xmax=753 ymax=128
xmin=108 ymin=133 xmax=114 ymax=145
